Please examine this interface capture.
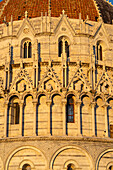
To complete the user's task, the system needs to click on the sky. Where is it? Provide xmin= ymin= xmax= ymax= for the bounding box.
xmin=0 ymin=0 xmax=113 ymax=4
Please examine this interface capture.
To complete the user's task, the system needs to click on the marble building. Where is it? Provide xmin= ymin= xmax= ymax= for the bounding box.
xmin=0 ymin=0 xmax=113 ymax=169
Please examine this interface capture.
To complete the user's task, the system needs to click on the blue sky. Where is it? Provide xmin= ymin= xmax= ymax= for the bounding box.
xmin=0 ymin=0 xmax=113 ymax=4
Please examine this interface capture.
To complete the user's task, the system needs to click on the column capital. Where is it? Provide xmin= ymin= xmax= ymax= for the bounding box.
xmin=76 ymin=100 xmax=81 ymax=105
xmin=32 ymin=99 xmax=38 ymax=104
xmin=19 ymin=100 xmax=24 ymax=106
xmin=102 ymin=102 xmax=109 ymax=108
xmin=90 ymin=102 xmax=96 ymax=107
xmin=62 ymin=99 xmax=67 ymax=105
xmin=46 ymin=99 xmax=52 ymax=105
xmin=4 ymin=101 xmax=9 ymax=106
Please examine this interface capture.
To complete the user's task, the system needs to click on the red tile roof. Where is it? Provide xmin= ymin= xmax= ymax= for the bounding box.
xmin=0 ymin=0 xmax=99 ymax=23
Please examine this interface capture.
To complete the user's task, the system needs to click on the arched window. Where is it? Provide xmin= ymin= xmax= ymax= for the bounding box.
xmin=23 ymin=40 xmax=32 ymax=58
xmin=67 ymin=96 xmax=74 ymax=123
xmin=67 ymin=163 xmax=75 ymax=170
xmin=22 ymin=164 xmax=31 ymax=170
xmin=97 ymin=43 xmax=102 ymax=61
xmin=109 ymin=166 xmax=113 ymax=170
xmin=11 ymin=102 xmax=20 ymax=124
xmin=58 ymin=37 xmax=70 ymax=58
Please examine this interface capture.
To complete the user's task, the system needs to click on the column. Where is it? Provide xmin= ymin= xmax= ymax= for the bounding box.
xmin=76 ymin=100 xmax=82 ymax=136
xmin=91 ymin=102 xmax=96 ymax=136
xmin=33 ymin=100 xmax=38 ymax=136
xmin=104 ymin=103 xmax=109 ymax=137
xmin=4 ymin=101 xmax=8 ymax=137
xmin=19 ymin=101 xmax=24 ymax=136
xmin=46 ymin=100 xmax=51 ymax=135
xmin=62 ymin=99 xmax=67 ymax=136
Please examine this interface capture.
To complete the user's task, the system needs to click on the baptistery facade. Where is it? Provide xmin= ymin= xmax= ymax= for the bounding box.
xmin=0 ymin=0 xmax=113 ymax=169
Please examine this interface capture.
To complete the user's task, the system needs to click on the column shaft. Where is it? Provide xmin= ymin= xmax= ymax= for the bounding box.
xmin=33 ymin=102 xmax=37 ymax=136
xmin=104 ymin=105 xmax=109 ymax=137
xmin=19 ymin=103 xmax=23 ymax=136
xmin=62 ymin=99 xmax=67 ymax=136
xmin=4 ymin=103 xmax=8 ymax=137
xmin=77 ymin=101 xmax=81 ymax=135
xmin=46 ymin=100 xmax=51 ymax=135
xmin=91 ymin=102 xmax=96 ymax=136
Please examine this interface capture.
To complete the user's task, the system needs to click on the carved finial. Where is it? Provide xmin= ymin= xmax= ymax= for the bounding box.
xmin=87 ymin=15 xmax=89 ymax=20
xmin=48 ymin=0 xmax=51 ymax=17
xmin=25 ymin=11 xmax=28 ymax=18
xmin=79 ymin=13 xmax=81 ymax=20
xmin=62 ymin=10 xmax=65 ymax=15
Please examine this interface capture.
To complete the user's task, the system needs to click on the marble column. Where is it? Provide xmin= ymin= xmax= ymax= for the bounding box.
xmin=4 ymin=101 xmax=8 ymax=137
xmin=33 ymin=99 xmax=38 ymax=136
xmin=46 ymin=99 xmax=51 ymax=135
xmin=91 ymin=102 xmax=96 ymax=136
xmin=62 ymin=99 xmax=67 ymax=136
xmin=19 ymin=101 xmax=24 ymax=136
xmin=76 ymin=100 xmax=82 ymax=136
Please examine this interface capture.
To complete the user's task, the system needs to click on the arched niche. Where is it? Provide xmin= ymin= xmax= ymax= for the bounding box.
xmin=8 ymin=96 xmax=20 ymax=137
xmin=81 ymin=95 xmax=91 ymax=136
xmin=5 ymin=146 xmax=47 ymax=170
xmin=50 ymin=146 xmax=94 ymax=170
xmin=51 ymin=94 xmax=62 ymax=136
xmin=38 ymin=94 xmax=47 ymax=136
xmin=95 ymin=97 xmax=104 ymax=137
xmin=96 ymin=149 xmax=113 ymax=170
xmin=23 ymin=94 xmax=33 ymax=136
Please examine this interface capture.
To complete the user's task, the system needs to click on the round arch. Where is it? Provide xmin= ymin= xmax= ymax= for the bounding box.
xmin=96 ymin=148 xmax=113 ymax=170
xmin=5 ymin=145 xmax=48 ymax=170
xmin=49 ymin=145 xmax=94 ymax=170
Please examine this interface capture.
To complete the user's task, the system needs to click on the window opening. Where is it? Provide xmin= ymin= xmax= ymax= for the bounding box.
xmin=58 ymin=38 xmax=69 ymax=58
xmin=67 ymin=163 xmax=75 ymax=170
xmin=109 ymin=166 xmax=113 ymax=170
xmin=22 ymin=164 xmax=31 ymax=170
xmin=65 ymin=41 xmax=69 ymax=58
xmin=97 ymin=44 xmax=102 ymax=61
xmin=67 ymin=96 xmax=74 ymax=123
xmin=23 ymin=41 xmax=32 ymax=58
xmin=11 ymin=102 xmax=20 ymax=124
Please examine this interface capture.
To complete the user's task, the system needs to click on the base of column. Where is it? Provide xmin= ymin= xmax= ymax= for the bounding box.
xmin=77 ymin=133 xmax=82 ymax=137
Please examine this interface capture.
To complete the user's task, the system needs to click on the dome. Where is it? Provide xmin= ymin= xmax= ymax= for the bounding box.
xmin=0 ymin=0 xmax=100 ymax=23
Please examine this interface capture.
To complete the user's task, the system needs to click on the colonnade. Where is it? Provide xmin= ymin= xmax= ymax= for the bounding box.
xmin=4 ymin=94 xmax=110 ymax=138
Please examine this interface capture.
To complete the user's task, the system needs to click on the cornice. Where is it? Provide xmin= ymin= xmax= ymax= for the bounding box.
xmin=0 ymin=136 xmax=113 ymax=144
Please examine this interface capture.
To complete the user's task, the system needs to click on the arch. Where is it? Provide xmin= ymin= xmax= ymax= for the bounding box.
xmin=5 ymin=145 xmax=48 ymax=170
xmin=58 ymin=36 xmax=70 ymax=58
xmin=51 ymin=94 xmax=63 ymax=136
xmin=96 ymin=40 xmax=108 ymax=61
xmin=23 ymin=92 xmax=34 ymax=101
xmin=96 ymin=149 xmax=113 ymax=170
xmin=94 ymin=94 xmax=105 ymax=102
xmin=66 ymin=91 xmax=76 ymax=99
xmin=19 ymin=160 xmax=34 ymax=169
xmin=50 ymin=90 xmax=62 ymax=100
xmin=64 ymin=160 xmax=79 ymax=169
xmin=36 ymin=90 xmax=47 ymax=99
xmin=21 ymin=38 xmax=32 ymax=58
xmin=50 ymin=145 xmax=94 ymax=170
xmin=8 ymin=94 xmax=20 ymax=102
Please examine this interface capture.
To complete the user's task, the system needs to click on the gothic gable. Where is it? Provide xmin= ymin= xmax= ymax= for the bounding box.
xmin=38 ymin=65 xmax=62 ymax=92
xmin=95 ymin=71 xmax=113 ymax=94
xmin=17 ymin=17 xmax=35 ymax=38
xmin=54 ymin=11 xmax=76 ymax=36
xmin=10 ymin=69 xmax=33 ymax=92
xmin=68 ymin=67 xmax=92 ymax=92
